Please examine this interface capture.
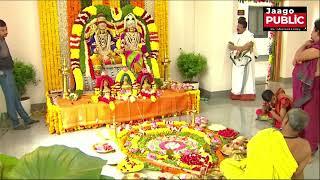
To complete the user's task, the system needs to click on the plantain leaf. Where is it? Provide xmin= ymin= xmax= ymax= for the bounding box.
xmin=8 ymin=145 xmax=106 ymax=179
xmin=0 ymin=154 xmax=19 ymax=179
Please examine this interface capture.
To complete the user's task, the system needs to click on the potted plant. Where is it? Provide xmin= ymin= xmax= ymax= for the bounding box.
xmin=176 ymin=51 xmax=207 ymax=89
xmin=13 ymin=59 xmax=37 ymax=116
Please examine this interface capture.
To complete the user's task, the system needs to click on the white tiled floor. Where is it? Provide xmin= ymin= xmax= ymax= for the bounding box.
xmin=0 ymin=83 xmax=319 ymax=179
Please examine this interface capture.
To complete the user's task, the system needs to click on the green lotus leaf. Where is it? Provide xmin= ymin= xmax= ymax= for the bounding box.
xmin=0 ymin=154 xmax=19 ymax=179
xmin=8 ymin=145 xmax=106 ymax=179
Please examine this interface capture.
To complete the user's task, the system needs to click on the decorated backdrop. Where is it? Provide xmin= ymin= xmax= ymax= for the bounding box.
xmin=38 ymin=0 xmax=168 ymax=92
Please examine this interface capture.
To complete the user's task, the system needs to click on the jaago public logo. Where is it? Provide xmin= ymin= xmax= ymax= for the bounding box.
xmin=263 ymin=7 xmax=307 ymax=31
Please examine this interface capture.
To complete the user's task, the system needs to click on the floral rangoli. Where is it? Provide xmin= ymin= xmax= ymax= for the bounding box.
xmin=117 ymin=120 xmax=237 ymax=177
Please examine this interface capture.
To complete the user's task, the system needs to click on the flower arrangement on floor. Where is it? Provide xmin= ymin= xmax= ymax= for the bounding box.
xmin=116 ymin=119 xmax=241 ymax=177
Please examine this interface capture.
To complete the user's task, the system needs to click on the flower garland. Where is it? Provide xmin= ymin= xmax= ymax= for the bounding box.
xmin=38 ymin=0 xmax=63 ymax=91
xmin=115 ymin=69 xmax=137 ymax=83
xmin=92 ymin=0 xmax=103 ymax=6
xmin=70 ymin=6 xmax=98 ymax=94
xmin=46 ymin=94 xmax=63 ymax=134
xmin=111 ymin=7 xmax=123 ymax=21
xmin=131 ymin=0 xmax=144 ymax=8
xmin=103 ymin=0 xmax=110 ymax=6
xmin=80 ymin=0 xmax=93 ymax=10
xmin=109 ymin=0 xmax=120 ymax=8
xmin=154 ymin=1 xmax=169 ymax=78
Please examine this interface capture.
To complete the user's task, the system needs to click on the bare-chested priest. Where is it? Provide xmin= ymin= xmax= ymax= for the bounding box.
xmin=221 ymin=108 xmax=312 ymax=179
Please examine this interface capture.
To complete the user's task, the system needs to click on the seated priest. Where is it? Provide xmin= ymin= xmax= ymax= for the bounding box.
xmin=220 ymin=108 xmax=311 ymax=179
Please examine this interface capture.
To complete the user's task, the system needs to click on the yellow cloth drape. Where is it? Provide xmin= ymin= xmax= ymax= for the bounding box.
xmin=154 ymin=0 xmax=169 ymax=79
xmin=38 ymin=0 xmax=62 ymax=91
xmin=220 ymin=128 xmax=298 ymax=179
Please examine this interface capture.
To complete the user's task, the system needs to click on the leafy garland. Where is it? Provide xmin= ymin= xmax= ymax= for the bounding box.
xmin=80 ymin=0 xmax=93 ymax=10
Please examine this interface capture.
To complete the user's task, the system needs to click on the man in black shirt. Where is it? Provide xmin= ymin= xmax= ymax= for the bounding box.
xmin=0 ymin=19 xmax=38 ymax=130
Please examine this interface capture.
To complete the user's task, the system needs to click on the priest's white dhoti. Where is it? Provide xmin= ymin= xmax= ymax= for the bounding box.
xmin=230 ymin=30 xmax=256 ymax=95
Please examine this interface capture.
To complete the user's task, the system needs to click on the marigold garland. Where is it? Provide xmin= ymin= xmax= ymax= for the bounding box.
xmin=115 ymin=69 xmax=136 ymax=83
xmin=92 ymin=0 xmax=103 ymax=6
xmin=151 ymin=58 xmax=160 ymax=78
xmin=132 ymin=6 xmax=145 ymax=17
xmin=103 ymin=0 xmax=110 ymax=6
xmin=80 ymin=0 xmax=93 ymax=10
xmin=111 ymin=7 xmax=123 ymax=21
xmin=70 ymin=5 xmax=98 ymax=93
xmin=73 ymin=68 xmax=84 ymax=92
xmin=154 ymin=1 xmax=169 ymax=78
xmin=38 ymin=0 xmax=62 ymax=91
xmin=131 ymin=0 xmax=144 ymax=8
xmin=110 ymin=0 xmax=120 ymax=7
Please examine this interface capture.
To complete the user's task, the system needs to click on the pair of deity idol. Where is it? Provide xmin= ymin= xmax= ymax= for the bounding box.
xmin=97 ymin=72 xmax=157 ymax=103
xmin=86 ymin=13 xmax=148 ymax=77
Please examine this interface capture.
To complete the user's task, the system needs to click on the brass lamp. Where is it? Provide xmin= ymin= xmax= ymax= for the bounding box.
xmin=60 ymin=59 xmax=70 ymax=99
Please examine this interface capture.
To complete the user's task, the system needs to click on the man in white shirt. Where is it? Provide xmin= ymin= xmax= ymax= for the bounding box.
xmin=228 ymin=17 xmax=256 ymax=101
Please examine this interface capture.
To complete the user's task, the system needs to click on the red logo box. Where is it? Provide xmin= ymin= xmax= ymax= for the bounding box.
xmin=263 ymin=7 xmax=307 ymax=31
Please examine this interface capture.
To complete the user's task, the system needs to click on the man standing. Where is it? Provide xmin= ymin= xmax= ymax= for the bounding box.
xmin=228 ymin=17 xmax=256 ymax=101
xmin=0 ymin=19 xmax=37 ymax=130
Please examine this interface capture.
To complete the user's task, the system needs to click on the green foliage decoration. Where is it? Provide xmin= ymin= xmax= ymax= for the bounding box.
xmin=176 ymin=51 xmax=207 ymax=82
xmin=13 ymin=59 xmax=37 ymax=97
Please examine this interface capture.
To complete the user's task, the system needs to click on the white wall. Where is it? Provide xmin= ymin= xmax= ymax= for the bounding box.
xmin=168 ymin=0 xmax=195 ymax=82
xmin=195 ymin=1 xmax=237 ymax=92
xmin=281 ymin=0 xmax=320 ymax=78
xmin=169 ymin=0 xmax=236 ymax=92
xmin=238 ymin=2 xmax=272 ymax=56
xmin=0 ymin=1 xmax=44 ymax=105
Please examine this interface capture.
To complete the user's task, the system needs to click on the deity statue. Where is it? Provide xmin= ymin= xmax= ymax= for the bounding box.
xmin=140 ymin=79 xmax=153 ymax=99
xmin=142 ymin=79 xmax=151 ymax=91
xmin=119 ymin=75 xmax=133 ymax=101
xmin=96 ymin=75 xmax=115 ymax=104
xmin=120 ymin=13 xmax=149 ymax=74
xmin=86 ymin=14 xmax=121 ymax=73
xmin=102 ymin=81 xmax=111 ymax=99
xmin=137 ymin=70 xmax=157 ymax=101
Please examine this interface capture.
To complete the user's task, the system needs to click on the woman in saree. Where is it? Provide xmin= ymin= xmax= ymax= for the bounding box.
xmin=292 ymin=19 xmax=320 ymax=154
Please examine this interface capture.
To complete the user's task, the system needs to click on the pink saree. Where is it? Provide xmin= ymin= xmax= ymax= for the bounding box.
xmin=292 ymin=41 xmax=320 ymax=153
